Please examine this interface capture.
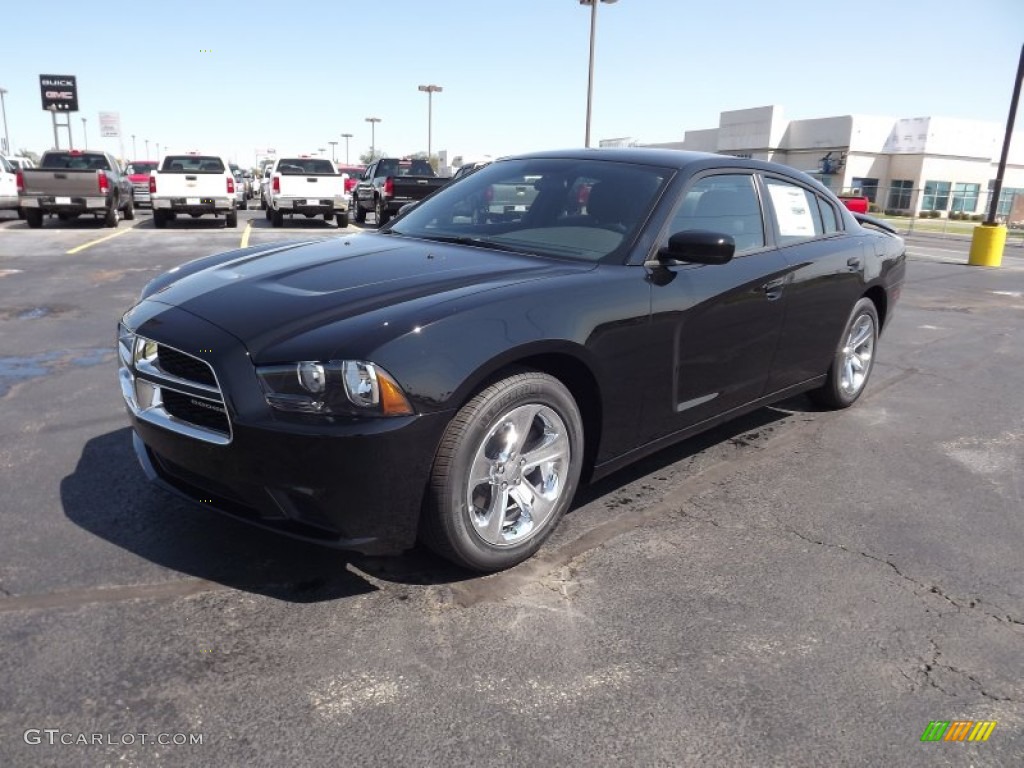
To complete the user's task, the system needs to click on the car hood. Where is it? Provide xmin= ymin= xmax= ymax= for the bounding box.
xmin=142 ymin=233 xmax=592 ymax=361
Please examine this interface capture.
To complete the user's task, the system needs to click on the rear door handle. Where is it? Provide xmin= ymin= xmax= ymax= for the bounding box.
xmin=762 ymin=278 xmax=785 ymax=300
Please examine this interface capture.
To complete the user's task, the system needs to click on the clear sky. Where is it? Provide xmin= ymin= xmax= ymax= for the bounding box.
xmin=3 ymin=0 xmax=1022 ymax=166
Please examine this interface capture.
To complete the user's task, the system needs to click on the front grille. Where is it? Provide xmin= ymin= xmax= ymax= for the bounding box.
xmin=162 ymin=389 xmax=230 ymax=435
xmin=158 ymin=346 xmax=216 ymax=386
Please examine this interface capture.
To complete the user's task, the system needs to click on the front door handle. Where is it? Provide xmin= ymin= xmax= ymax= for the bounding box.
xmin=847 ymin=256 xmax=863 ymax=270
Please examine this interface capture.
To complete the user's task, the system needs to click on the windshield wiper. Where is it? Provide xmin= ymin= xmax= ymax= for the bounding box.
xmin=413 ymin=234 xmax=535 ymax=256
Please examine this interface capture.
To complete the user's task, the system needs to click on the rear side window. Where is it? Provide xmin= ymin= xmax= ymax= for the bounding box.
xmin=818 ymin=197 xmax=840 ymax=234
xmin=668 ymin=173 xmax=765 ymax=253
xmin=765 ymin=178 xmax=824 ymax=244
xmin=162 ymin=155 xmax=225 ymax=173
xmin=277 ymin=159 xmax=336 ymax=175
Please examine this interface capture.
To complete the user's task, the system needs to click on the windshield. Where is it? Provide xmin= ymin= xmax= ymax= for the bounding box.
xmin=389 ymin=158 xmax=670 ymax=263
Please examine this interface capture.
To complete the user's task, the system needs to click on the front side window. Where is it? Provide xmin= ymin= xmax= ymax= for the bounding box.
xmin=922 ymin=180 xmax=951 ymax=212
xmin=390 ymin=158 xmax=670 ymax=263
xmin=764 ymin=178 xmax=823 ymax=245
xmin=667 ymin=174 xmax=765 ymax=253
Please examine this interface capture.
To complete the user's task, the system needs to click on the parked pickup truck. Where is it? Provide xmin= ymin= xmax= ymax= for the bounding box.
xmin=149 ymin=154 xmax=238 ymax=228
xmin=352 ymin=158 xmax=447 ymax=226
xmin=125 ymin=160 xmax=159 ymax=207
xmin=265 ymin=156 xmax=349 ymax=228
xmin=838 ymin=194 xmax=869 ymax=214
xmin=17 ymin=150 xmax=135 ymax=228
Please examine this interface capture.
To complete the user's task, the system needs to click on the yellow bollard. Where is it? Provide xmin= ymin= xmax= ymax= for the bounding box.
xmin=968 ymin=223 xmax=1007 ymax=267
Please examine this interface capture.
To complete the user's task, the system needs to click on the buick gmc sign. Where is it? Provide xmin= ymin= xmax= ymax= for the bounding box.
xmin=39 ymin=74 xmax=78 ymax=112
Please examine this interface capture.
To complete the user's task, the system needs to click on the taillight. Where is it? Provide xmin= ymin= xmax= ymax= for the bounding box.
xmin=149 ymin=176 xmax=157 ymax=194
xmin=383 ymin=177 xmax=394 ymax=196
xmin=97 ymin=171 xmax=109 ymax=194
xmin=16 ymin=170 xmax=24 ymax=193
xmin=227 ymin=176 xmax=235 ymax=194
xmin=272 ymin=177 xmax=280 ymax=193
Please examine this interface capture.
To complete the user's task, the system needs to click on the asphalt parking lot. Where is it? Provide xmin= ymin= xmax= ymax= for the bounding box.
xmin=0 ymin=208 xmax=1022 ymax=767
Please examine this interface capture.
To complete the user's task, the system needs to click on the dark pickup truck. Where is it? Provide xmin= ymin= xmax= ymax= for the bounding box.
xmin=351 ymin=158 xmax=447 ymax=226
xmin=17 ymin=150 xmax=135 ymax=228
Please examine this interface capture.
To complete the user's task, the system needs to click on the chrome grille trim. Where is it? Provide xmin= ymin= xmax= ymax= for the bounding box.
xmin=119 ymin=331 xmax=232 ymax=445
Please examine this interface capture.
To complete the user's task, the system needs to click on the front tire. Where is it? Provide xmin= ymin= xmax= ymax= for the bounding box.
xmin=421 ymin=371 xmax=584 ymax=572
xmin=809 ymin=297 xmax=879 ymax=409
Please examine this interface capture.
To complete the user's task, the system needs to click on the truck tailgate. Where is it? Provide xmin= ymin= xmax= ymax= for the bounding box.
xmin=153 ymin=173 xmax=228 ymax=198
xmin=20 ymin=170 xmax=104 ymax=198
xmin=279 ymin=176 xmax=344 ymax=198
xmin=390 ymin=176 xmax=447 ymax=201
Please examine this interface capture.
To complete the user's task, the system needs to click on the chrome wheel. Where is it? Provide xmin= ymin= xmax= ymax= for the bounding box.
xmin=466 ymin=403 xmax=571 ymax=547
xmin=839 ymin=313 xmax=875 ymax=397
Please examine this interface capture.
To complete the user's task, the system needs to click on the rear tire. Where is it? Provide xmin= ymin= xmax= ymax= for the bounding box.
xmin=240 ymin=200 xmax=248 ymax=211
xmin=323 ymin=212 xmax=334 ymax=223
xmin=226 ymin=210 xmax=238 ymax=228
xmin=104 ymin=201 xmax=120 ymax=228
xmin=375 ymin=197 xmax=390 ymax=227
xmin=153 ymin=210 xmax=168 ymax=229
xmin=260 ymin=197 xmax=267 ymax=210
xmin=25 ymin=209 xmax=43 ymax=228
xmin=809 ymin=297 xmax=879 ymax=409
xmin=336 ymin=212 xmax=349 ymax=228
xmin=353 ymin=195 xmax=366 ymax=223
xmin=271 ymin=209 xmax=284 ymax=227
xmin=421 ymin=371 xmax=584 ymax=572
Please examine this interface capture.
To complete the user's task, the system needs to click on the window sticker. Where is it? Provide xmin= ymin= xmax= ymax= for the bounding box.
xmin=768 ymin=183 xmax=815 ymax=237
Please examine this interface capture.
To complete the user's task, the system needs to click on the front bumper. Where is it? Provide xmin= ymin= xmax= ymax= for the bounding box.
xmin=119 ymin=305 xmax=449 ymax=554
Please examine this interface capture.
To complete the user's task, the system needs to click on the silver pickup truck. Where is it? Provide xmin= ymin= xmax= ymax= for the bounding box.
xmin=17 ymin=150 xmax=135 ymax=228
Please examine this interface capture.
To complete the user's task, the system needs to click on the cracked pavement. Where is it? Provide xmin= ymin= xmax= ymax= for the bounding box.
xmin=0 ymin=225 xmax=1022 ymax=766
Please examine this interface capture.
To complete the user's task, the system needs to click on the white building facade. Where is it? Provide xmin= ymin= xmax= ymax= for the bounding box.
xmin=603 ymin=105 xmax=1024 ymax=220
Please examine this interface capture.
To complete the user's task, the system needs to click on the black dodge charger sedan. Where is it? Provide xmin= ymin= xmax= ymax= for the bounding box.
xmin=118 ymin=149 xmax=905 ymax=571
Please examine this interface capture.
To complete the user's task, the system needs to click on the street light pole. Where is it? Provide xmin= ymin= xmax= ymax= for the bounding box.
xmin=365 ymin=117 xmax=381 ymax=160
xmin=132 ymin=134 xmax=137 ymax=159
xmin=328 ymin=140 xmax=338 ymax=162
xmin=417 ymin=84 xmax=443 ymax=159
xmin=579 ymin=0 xmax=618 ymax=148
xmin=341 ymin=133 xmax=353 ymax=164
xmin=82 ymin=117 xmax=88 ymax=149
xmin=0 ymin=88 xmax=10 ymax=155
xmin=145 ymin=138 xmax=150 ymax=158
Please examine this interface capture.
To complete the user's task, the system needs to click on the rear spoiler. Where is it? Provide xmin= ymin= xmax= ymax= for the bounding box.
xmin=853 ymin=212 xmax=898 ymax=235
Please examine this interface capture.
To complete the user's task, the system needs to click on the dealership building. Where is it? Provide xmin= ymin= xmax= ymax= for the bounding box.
xmin=602 ymin=105 xmax=1024 ymax=220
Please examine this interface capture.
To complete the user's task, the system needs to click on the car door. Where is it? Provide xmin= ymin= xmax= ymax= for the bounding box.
xmin=0 ymin=156 xmax=17 ymax=206
xmin=355 ymin=162 xmax=375 ymax=209
xmin=760 ymin=175 xmax=867 ymax=392
xmin=643 ymin=171 xmax=790 ymax=441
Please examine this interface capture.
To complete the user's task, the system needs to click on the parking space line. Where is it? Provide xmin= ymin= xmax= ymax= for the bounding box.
xmin=240 ymin=221 xmax=252 ymax=249
xmin=66 ymin=226 xmax=135 ymax=255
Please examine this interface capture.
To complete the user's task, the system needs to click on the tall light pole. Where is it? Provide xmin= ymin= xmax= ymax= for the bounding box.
xmin=365 ymin=117 xmax=381 ymax=160
xmin=579 ymin=0 xmax=618 ymax=148
xmin=131 ymin=134 xmax=137 ymax=159
xmin=145 ymin=138 xmax=150 ymax=158
xmin=156 ymin=142 xmax=160 ymax=159
xmin=417 ymin=84 xmax=443 ymax=159
xmin=328 ymin=140 xmax=338 ymax=162
xmin=0 ymin=87 xmax=10 ymax=155
xmin=81 ymin=117 xmax=88 ymax=149
xmin=341 ymin=133 xmax=353 ymax=164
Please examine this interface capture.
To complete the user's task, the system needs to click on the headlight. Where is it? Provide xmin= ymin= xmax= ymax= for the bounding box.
xmin=255 ymin=360 xmax=414 ymax=417
xmin=118 ymin=324 xmax=136 ymax=367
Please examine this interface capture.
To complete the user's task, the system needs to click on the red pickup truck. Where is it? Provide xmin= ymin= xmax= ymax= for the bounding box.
xmin=125 ymin=160 xmax=159 ymax=207
xmin=838 ymin=194 xmax=869 ymax=214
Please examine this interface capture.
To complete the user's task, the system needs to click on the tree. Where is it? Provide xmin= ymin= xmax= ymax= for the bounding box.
xmin=359 ymin=148 xmax=385 ymax=164
xmin=17 ymin=149 xmax=41 ymax=164
xmin=409 ymin=151 xmax=441 ymax=172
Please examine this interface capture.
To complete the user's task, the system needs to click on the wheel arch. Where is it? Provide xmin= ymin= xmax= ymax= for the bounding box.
xmin=862 ymin=284 xmax=888 ymax=329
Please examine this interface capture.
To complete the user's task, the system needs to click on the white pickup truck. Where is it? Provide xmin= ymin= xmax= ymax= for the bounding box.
xmin=149 ymin=153 xmax=238 ymax=228
xmin=265 ymin=156 xmax=349 ymax=228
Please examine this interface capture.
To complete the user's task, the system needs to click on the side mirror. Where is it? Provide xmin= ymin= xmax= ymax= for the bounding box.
xmin=657 ymin=229 xmax=735 ymax=265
